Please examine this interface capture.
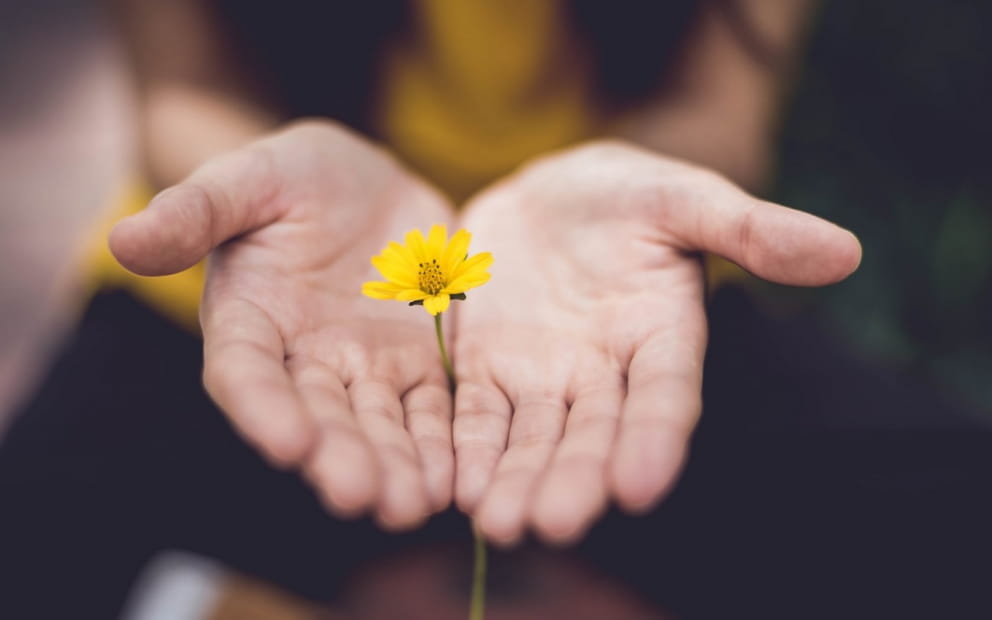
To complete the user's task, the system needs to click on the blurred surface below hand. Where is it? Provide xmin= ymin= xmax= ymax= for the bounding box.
xmin=123 ymin=548 xmax=674 ymax=620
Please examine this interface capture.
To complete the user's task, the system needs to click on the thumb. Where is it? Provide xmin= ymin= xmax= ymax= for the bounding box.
xmin=667 ymin=177 xmax=862 ymax=286
xmin=109 ymin=147 xmax=281 ymax=276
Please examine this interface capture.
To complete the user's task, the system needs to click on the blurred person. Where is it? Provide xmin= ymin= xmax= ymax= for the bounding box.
xmin=1 ymin=1 xmax=989 ymax=618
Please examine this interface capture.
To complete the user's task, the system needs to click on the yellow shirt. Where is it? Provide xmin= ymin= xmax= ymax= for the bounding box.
xmin=83 ymin=0 xmax=741 ymax=332
xmin=376 ymin=0 xmax=596 ymax=203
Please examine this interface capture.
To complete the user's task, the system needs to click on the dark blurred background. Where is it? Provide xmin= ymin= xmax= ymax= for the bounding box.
xmin=0 ymin=0 xmax=989 ymax=434
xmin=773 ymin=1 xmax=992 ymax=419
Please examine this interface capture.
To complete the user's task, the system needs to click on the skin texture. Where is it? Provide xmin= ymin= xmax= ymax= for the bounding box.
xmin=110 ymin=123 xmax=862 ymax=542
xmin=111 ymin=121 xmax=458 ymax=530
xmin=452 ymin=141 xmax=861 ymax=545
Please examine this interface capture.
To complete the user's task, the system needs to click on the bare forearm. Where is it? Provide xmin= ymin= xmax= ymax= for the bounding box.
xmin=615 ymin=0 xmax=818 ymax=191
xmin=140 ymin=86 xmax=278 ymax=189
xmin=111 ymin=0 xmax=280 ymax=189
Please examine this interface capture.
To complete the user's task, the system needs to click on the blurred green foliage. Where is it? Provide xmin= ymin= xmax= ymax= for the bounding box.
xmin=771 ymin=0 xmax=992 ymax=413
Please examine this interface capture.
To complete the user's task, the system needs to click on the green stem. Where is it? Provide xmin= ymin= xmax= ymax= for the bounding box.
xmin=432 ymin=313 xmax=486 ymax=619
xmin=469 ymin=526 xmax=487 ymax=620
xmin=434 ymin=313 xmax=455 ymax=386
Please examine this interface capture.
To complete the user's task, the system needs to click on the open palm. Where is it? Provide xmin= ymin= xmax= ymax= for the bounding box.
xmin=111 ymin=121 xmax=456 ymax=529
xmin=452 ymin=142 xmax=862 ymax=545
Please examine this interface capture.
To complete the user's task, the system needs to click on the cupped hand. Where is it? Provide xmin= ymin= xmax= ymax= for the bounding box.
xmin=452 ymin=141 xmax=862 ymax=545
xmin=110 ymin=121 xmax=456 ymax=530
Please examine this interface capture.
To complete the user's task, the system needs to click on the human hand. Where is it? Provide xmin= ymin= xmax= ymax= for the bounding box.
xmin=110 ymin=121 xmax=456 ymax=530
xmin=452 ymin=141 xmax=862 ymax=545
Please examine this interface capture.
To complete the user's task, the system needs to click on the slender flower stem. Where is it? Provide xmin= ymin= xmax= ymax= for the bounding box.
xmin=433 ymin=313 xmax=486 ymax=619
xmin=434 ymin=313 xmax=455 ymax=385
xmin=469 ymin=526 xmax=487 ymax=620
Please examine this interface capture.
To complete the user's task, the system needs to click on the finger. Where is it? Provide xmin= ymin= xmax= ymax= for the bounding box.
xmin=201 ymin=297 xmax=315 ymax=468
xmin=348 ymin=378 xmax=431 ymax=531
xmin=452 ymin=381 xmax=513 ymax=513
xmin=109 ymin=145 xmax=282 ymax=276
xmin=609 ymin=315 xmax=706 ymax=513
xmin=474 ymin=394 xmax=568 ymax=546
xmin=531 ymin=382 xmax=623 ymax=545
xmin=402 ymin=381 xmax=454 ymax=512
xmin=660 ymin=174 xmax=862 ymax=286
xmin=291 ymin=361 xmax=379 ymax=518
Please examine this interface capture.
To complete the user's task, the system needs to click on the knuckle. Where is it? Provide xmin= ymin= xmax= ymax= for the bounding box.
xmin=261 ymin=434 xmax=309 ymax=468
xmin=200 ymin=362 xmax=227 ymax=402
xmin=376 ymin=441 xmax=421 ymax=468
xmin=411 ymin=432 xmax=452 ymax=456
xmin=454 ymin=384 xmax=507 ymax=418
xmin=507 ymin=429 xmax=559 ymax=452
xmin=736 ymin=203 xmax=760 ymax=266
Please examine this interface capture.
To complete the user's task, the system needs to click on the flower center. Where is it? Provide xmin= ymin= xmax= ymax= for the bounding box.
xmin=418 ymin=259 xmax=445 ymax=295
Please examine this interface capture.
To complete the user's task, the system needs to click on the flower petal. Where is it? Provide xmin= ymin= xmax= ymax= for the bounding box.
xmin=423 ymin=293 xmax=451 ymax=316
xmin=450 ymin=251 xmax=494 ymax=281
xmin=362 ymin=280 xmax=405 ymax=300
xmin=441 ymin=229 xmax=471 ymax=276
xmin=372 ymin=255 xmax=418 ymax=287
xmin=444 ymin=271 xmax=491 ymax=294
xmin=396 ymin=288 xmax=429 ymax=302
xmin=383 ymin=241 xmax=418 ymax=270
xmin=405 ymin=228 xmax=428 ymax=262
xmin=426 ymin=223 xmax=447 ymax=259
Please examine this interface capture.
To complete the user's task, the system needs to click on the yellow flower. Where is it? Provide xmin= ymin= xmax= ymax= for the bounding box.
xmin=362 ymin=224 xmax=493 ymax=315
